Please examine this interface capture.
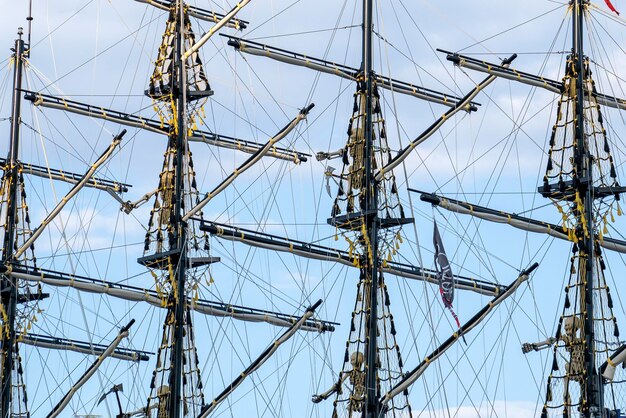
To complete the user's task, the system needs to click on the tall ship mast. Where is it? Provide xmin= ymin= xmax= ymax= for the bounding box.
xmin=419 ymin=0 xmax=626 ymax=416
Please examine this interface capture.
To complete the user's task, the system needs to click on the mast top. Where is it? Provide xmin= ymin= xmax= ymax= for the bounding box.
xmin=26 ymin=0 xmax=33 ymax=55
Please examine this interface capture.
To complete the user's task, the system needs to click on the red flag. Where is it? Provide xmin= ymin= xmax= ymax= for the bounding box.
xmin=605 ymin=0 xmax=620 ymax=15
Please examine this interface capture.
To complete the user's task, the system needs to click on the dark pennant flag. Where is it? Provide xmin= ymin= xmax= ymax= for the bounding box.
xmin=433 ymin=221 xmax=466 ymax=344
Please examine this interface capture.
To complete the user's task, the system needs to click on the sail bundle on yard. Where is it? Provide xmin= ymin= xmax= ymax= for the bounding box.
xmin=418 ymin=190 xmax=626 ymax=254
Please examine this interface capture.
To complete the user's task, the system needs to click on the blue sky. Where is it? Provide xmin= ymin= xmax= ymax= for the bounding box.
xmin=2 ymin=0 xmax=626 ymax=417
